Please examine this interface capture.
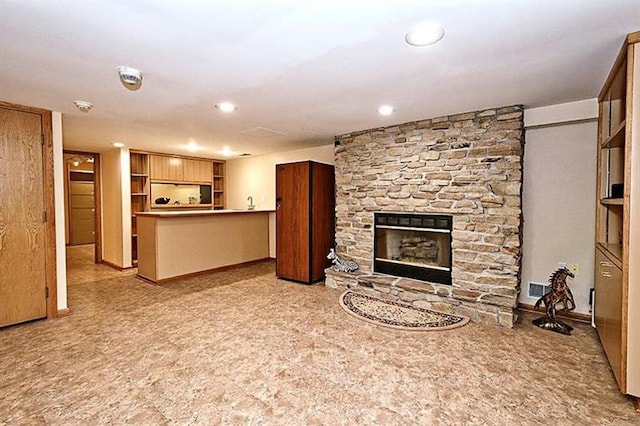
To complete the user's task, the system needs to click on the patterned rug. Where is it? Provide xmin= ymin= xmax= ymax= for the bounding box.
xmin=339 ymin=291 xmax=469 ymax=331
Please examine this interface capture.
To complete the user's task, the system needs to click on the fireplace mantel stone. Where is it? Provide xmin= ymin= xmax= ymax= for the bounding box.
xmin=329 ymin=105 xmax=524 ymax=327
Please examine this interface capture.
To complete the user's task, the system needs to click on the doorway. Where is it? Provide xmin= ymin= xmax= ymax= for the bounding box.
xmin=64 ymin=150 xmax=102 ymax=263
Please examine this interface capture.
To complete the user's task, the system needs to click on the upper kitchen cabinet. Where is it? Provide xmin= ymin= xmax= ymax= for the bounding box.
xmin=149 ymin=154 xmax=213 ymax=184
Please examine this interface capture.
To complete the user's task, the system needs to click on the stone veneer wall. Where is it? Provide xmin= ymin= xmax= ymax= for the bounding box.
xmin=329 ymin=105 xmax=524 ymax=327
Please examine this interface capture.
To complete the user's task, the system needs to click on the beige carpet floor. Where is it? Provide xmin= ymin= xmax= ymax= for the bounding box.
xmin=0 ymin=245 xmax=637 ymax=425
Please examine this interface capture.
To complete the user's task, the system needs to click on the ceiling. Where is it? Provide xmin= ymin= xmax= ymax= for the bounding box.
xmin=1 ymin=1 xmax=638 ymax=158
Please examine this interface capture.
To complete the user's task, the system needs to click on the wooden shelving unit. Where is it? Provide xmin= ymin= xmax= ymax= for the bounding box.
xmin=213 ymin=161 xmax=225 ymax=210
xmin=130 ymin=151 xmax=150 ymax=265
xmin=594 ymin=31 xmax=640 ymax=401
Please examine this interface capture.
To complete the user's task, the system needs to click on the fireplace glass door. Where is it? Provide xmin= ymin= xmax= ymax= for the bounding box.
xmin=374 ymin=213 xmax=452 ymax=285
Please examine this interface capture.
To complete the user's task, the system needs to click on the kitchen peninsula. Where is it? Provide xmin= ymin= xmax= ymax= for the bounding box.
xmin=136 ymin=209 xmax=272 ymax=283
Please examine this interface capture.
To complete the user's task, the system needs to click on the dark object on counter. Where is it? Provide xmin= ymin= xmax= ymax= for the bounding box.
xmin=611 ymin=183 xmax=624 ymax=199
xmin=155 ymin=197 xmax=170 ymax=205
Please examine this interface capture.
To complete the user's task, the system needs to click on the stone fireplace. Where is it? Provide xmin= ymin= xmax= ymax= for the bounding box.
xmin=325 ymin=105 xmax=524 ymax=327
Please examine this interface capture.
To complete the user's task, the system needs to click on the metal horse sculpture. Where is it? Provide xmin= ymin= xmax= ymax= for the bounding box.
xmin=532 ymin=267 xmax=576 ymax=335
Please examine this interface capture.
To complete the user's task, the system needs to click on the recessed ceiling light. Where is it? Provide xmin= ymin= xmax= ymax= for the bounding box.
xmin=186 ymin=140 xmax=199 ymax=152
xmin=378 ymin=105 xmax=395 ymax=116
xmin=112 ymin=142 xmax=125 ymax=148
xmin=220 ymin=146 xmax=235 ymax=157
xmin=215 ymin=102 xmax=237 ymax=113
xmin=405 ymin=23 xmax=445 ymax=47
xmin=73 ymin=100 xmax=93 ymax=113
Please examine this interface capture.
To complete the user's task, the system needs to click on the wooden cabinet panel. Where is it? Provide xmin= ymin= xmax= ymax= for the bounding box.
xmin=150 ymin=155 xmax=183 ymax=182
xmin=595 ymin=248 xmax=623 ymax=387
xmin=150 ymin=155 xmax=212 ymax=183
xmin=276 ymin=162 xmax=310 ymax=282
xmin=183 ymin=159 xmax=212 ymax=183
xmin=276 ymin=161 xmax=335 ymax=283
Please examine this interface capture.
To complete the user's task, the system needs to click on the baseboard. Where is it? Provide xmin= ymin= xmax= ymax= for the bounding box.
xmin=139 ymin=258 xmax=273 ymax=284
xmin=101 ymin=260 xmax=136 ymax=271
xmin=56 ymin=308 xmax=72 ymax=317
xmin=518 ymin=302 xmax=592 ymax=324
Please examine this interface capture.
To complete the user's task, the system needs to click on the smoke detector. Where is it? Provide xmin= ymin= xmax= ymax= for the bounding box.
xmin=73 ymin=100 xmax=93 ymax=113
xmin=117 ymin=66 xmax=143 ymax=90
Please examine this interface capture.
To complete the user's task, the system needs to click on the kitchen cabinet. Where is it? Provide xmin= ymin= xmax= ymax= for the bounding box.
xmin=275 ymin=161 xmax=335 ymax=283
xmin=149 ymin=155 xmax=212 ymax=184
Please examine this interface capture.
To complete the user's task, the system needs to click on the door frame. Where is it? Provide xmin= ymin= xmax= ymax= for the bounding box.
xmin=0 ymin=101 xmax=57 ymax=319
xmin=64 ymin=149 xmax=102 ymax=263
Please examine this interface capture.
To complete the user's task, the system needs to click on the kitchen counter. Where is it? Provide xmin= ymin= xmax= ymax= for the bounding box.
xmin=136 ymin=209 xmax=272 ymax=283
xmin=137 ymin=208 xmax=274 ymax=217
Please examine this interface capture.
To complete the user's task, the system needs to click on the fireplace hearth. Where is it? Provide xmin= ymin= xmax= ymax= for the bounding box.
xmin=374 ymin=213 xmax=452 ymax=285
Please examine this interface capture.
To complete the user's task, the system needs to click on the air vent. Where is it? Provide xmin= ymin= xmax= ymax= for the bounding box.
xmin=528 ymin=281 xmax=550 ymax=299
xmin=238 ymin=127 xmax=285 ymax=139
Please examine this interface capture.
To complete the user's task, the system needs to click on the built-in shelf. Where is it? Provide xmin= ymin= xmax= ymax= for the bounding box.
xmin=601 ymin=198 xmax=624 ymax=205
xmin=602 ymin=120 xmax=626 ymax=148
xmin=131 ymin=173 xmax=149 ymax=177
xmin=597 ymin=242 xmax=623 ymax=267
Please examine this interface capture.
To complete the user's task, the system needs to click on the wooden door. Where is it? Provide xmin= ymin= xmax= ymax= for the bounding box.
xmin=69 ymin=180 xmax=95 ymax=245
xmin=276 ymin=162 xmax=310 ymax=282
xmin=0 ymin=107 xmax=47 ymax=327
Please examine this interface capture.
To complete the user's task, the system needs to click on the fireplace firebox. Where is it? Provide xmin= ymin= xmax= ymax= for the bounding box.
xmin=374 ymin=213 xmax=452 ymax=285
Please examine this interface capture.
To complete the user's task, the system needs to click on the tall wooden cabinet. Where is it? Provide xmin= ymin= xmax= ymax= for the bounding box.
xmin=275 ymin=161 xmax=335 ymax=283
xmin=594 ymin=31 xmax=640 ymax=400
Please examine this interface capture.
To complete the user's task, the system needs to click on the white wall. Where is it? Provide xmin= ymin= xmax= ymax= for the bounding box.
xmin=521 ymin=100 xmax=598 ymax=314
xmin=226 ymin=144 xmax=335 ymax=256
xmin=53 ymin=112 xmax=67 ymax=311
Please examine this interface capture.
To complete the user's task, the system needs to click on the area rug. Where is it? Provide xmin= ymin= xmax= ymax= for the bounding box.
xmin=339 ymin=291 xmax=469 ymax=331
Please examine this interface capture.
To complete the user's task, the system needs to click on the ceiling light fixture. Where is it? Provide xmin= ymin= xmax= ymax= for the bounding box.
xmin=186 ymin=140 xmax=199 ymax=152
xmin=73 ymin=100 xmax=93 ymax=113
xmin=117 ymin=66 xmax=143 ymax=90
xmin=215 ymin=102 xmax=237 ymax=113
xmin=112 ymin=142 xmax=125 ymax=148
xmin=220 ymin=146 xmax=235 ymax=157
xmin=378 ymin=105 xmax=395 ymax=116
xmin=405 ymin=23 xmax=445 ymax=47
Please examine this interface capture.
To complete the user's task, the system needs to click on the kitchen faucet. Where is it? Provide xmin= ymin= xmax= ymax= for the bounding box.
xmin=247 ymin=196 xmax=255 ymax=210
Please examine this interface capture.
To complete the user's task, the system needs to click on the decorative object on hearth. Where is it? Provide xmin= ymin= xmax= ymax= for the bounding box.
xmin=339 ymin=291 xmax=468 ymax=331
xmin=327 ymin=248 xmax=358 ymax=273
xmin=532 ymin=267 xmax=576 ymax=335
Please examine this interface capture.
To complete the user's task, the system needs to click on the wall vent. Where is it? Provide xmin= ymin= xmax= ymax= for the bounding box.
xmin=528 ymin=281 xmax=550 ymax=299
